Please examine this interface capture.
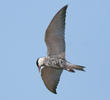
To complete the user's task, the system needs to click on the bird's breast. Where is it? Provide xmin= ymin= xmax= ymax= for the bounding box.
xmin=44 ymin=57 xmax=66 ymax=69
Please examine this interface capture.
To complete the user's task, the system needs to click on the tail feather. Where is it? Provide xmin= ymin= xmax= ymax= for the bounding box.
xmin=72 ymin=65 xmax=85 ymax=71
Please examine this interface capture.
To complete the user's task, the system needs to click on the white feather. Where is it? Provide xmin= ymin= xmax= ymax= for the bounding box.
xmin=38 ymin=57 xmax=45 ymax=67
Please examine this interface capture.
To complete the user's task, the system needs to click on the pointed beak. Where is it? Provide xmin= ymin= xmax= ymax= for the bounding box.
xmin=38 ymin=67 xmax=41 ymax=72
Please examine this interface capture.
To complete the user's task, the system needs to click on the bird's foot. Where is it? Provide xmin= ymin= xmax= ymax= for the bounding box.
xmin=68 ymin=69 xmax=75 ymax=72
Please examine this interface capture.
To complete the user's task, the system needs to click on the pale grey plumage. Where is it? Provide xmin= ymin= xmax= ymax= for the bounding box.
xmin=41 ymin=67 xmax=62 ymax=94
xmin=41 ymin=5 xmax=68 ymax=94
xmin=45 ymin=5 xmax=67 ymax=58
xmin=37 ymin=5 xmax=85 ymax=94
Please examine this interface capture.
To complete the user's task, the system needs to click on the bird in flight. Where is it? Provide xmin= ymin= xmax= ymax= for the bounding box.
xmin=36 ymin=5 xmax=85 ymax=94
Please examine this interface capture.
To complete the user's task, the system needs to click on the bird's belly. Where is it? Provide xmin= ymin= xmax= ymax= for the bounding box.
xmin=44 ymin=58 xmax=66 ymax=69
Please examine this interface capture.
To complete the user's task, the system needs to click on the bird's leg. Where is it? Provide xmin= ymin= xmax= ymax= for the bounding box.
xmin=64 ymin=66 xmax=75 ymax=72
xmin=64 ymin=64 xmax=85 ymax=72
xmin=68 ymin=69 xmax=75 ymax=72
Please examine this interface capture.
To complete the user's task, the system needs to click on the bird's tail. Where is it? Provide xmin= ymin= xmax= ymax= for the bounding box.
xmin=67 ymin=64 xmax=85 ymax=72
xmin=72 ymin=65 xmax=85 ymax=71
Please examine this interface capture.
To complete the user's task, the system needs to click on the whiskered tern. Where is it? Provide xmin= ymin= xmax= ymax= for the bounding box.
xmin=36 ymin=5 xmax=85 ymax=94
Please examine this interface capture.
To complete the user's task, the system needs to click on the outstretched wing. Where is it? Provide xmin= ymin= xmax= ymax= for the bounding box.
xmin=45 ymin=5 xmax=67 ymax=58
xmin=41 ymin=5 xmax=68 ymax=94
xmin=41 ymin=67 xmax=62 ymax=94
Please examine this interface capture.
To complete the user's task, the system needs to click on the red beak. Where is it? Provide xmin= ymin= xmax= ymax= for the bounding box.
xmin=38 ymin=66 xmax=41 ymax=72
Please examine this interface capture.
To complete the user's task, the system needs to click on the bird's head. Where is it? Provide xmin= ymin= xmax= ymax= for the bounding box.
xmin=36 ymin=57 xmax=45 ymax=72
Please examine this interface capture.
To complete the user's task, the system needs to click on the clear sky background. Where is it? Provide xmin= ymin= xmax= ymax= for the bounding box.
xmin=0 ymin=0 xmax=110 ymax=100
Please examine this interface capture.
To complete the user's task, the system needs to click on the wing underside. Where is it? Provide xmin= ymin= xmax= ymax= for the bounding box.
xmin=45 ymin=5 xmax=67 ymax=58
xmin=41 ymin=67 xmax=62 ymax=94
xmin=41 ymin=5 xmax=68 ymax=94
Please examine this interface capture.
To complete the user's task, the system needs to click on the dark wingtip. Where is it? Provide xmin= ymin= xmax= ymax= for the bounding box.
xmin=49 ymin=89 xmax=57 ymax=94
xmin=58 ymin=5 xmax=68 ymax=12
xmin=53 ymin=91 xmax=57 ymax=94
xmin=62 ymin=4 xmax=68 ymax=10
xmin=65 ymin=4 xmax=68 ymax=8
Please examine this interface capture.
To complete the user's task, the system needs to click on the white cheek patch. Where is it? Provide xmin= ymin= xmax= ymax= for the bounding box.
xmin=38 ymin=58 xmax=44 ymax=66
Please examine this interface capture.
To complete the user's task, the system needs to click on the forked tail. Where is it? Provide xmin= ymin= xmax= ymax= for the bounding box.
xmin=67 ymin=64 xmax=85 ymax=72
xmin=73 ymin=65 xmax=85 ymax=71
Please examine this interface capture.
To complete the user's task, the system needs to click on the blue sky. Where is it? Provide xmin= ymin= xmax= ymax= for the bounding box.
xmin=0 ymin=0 xmax=110 ymax=100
